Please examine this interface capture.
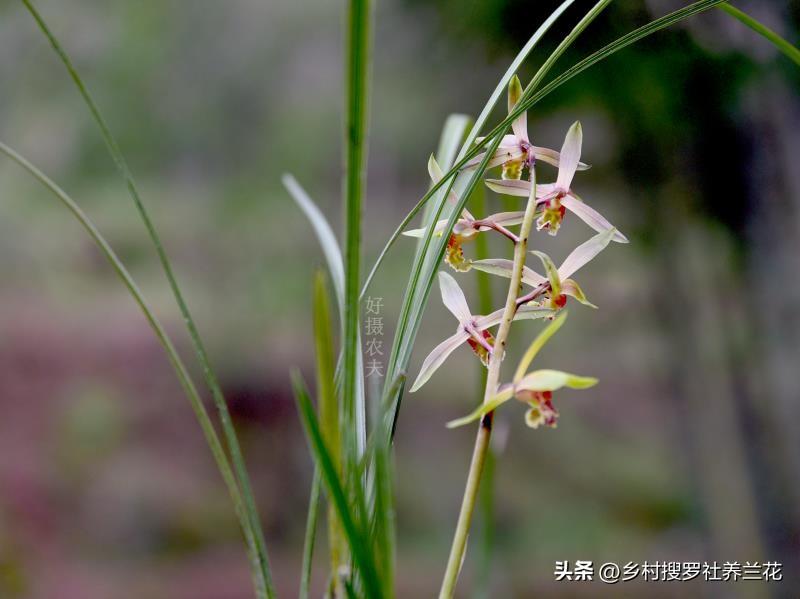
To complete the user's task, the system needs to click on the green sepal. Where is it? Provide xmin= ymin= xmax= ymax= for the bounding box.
xmin=516 ymin=369 xmax=598 ymax=392
xmin=446 ymin=387 xmax=515 ymax=429
xmin=531 ymin=250 xmax=562 ymax=296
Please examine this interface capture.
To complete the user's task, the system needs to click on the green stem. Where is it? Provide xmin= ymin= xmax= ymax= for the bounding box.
xmin=474 ymin=446 xmax=495 ymax=599
xmin=342 ymin=0 xmax=372 ymax=467
xmin=718 ymin=3 xmax=800 ymax=66
xmin=439 ymin=419 xmax=493 ymax=599
xmin=438 ymin=167 xmax=538 ymax=599
xmin=18 ymin=2 xmax=275 ymax=595
xmin=471 ymin=185 xmax=495 ymax=599
xmin=0 ymin=140 xmax=267 ymax=597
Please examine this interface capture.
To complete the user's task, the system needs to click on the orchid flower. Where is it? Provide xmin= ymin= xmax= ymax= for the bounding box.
xmin=471 ymin=228 xmax=615 ymax=311
xmin=466 ymin=75 xmax=590 ymax=180
xmin=409 ymin=271 xmax=554 ymax=392
xmin=446 ymin=313 xmax=597 ymax=430
xmin=404 ymin=155 xmax=525 ymax=271
xmin=486 ymin=122 xmax=628 ymax=243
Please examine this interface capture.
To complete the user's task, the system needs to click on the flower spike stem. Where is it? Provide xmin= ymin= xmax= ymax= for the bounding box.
xmin=474 ymin=219 xmax=520 ymax=243
xmin=439 ymin=167 xmax=539 ymax=598
xmin=517 ymin=282 xmax=550 ymax=307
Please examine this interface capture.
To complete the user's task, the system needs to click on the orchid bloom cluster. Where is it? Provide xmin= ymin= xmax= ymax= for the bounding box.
xmin=406 ymin=75 xmax=627 ymax=429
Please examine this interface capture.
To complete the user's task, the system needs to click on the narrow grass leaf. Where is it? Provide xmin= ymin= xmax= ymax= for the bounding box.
xmin=299 ymin=468 xmax=321 ymax=599
xmin=718 ymin=4 xmax=800 ymax=66
xmin=18 ymin=4 xmax=276 ymax=594
xmin=292 ymin=373 xmax=383 ymax=599
xmin=313 ymin=272 xmax=348 ymax=589
xmin=284 ymin=175 xmax=345 ymax=313
xmin=0 ymin=140 xmax=269 ymax=598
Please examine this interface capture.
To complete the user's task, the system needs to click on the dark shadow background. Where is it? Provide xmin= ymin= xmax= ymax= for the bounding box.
xmin=1 ymin=0 xmax=799 ymax=597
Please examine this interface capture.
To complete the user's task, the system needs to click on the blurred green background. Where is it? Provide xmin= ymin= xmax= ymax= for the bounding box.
xmin=1 ymin=0 xmax=799 ymax=597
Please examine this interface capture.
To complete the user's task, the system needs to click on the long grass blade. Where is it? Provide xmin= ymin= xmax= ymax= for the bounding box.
xmin=371 ymin=434 xmax=395 ymax=596
xmin=299 ymin=468 xmax=321 ymax=599
xmin=0 ymin=140 xmax=269 ymax=598
xmin=18 ymin=2 xmax=275 ymax=593
xmin=718 ymin=3 xmax=800 ymax=66
xmin=284 ymin=175 xmax=345 ymax=312
xmin=285 ymin=177 xmax=370 ymax=590
xmin=369 ymin=373 xmax=405 ymax=596
xmin=313 ymin=272 xmax=348 ymax=594
xmin=292 ymin=373 xmax=383 ymax=599
xmin=282 ymin=176 xmax=367 ymax=473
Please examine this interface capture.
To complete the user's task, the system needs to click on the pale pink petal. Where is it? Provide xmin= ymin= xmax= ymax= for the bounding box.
xmin=561 ymin=194 xmax=628 ymax=243
xmin=557 ymin=228 xmax=616 ymax=279
xmin=452 ymin=219 xmax=477 ymax=237
xmin=465 ymin=145 xmax=525 ymax=170
xmin=428 ymin=155 xmax=473 ymax=219
xmin=438 ymin=271 xmax=472 ymax=323
xmin=427 ymin=154 xmax=445 ymax=184
xmin=513 ymin=113 xmax=528 ymax=144
xmin=475 ymin=305 xmax=553 ymax=330
xmin=409 ymin=330 xmax=470 ymax=392
xmin=556 ymin=121 xmax=582 ymax=190
xmin=470 ymin=258 xmax=514 ymax=279
xmin=485 ymin=179 xmax=531 ymax=197
xmin=522 ymin=267 xmax=547 ymax=287
xmin=507 ymin=75 xmax=528 ymax=143
xmin=535 ymin=183 xmax=559 ymax=198
xmin=489 ymin=211 xmax=526 ymax=225
xmin=486 ymin=179 xmax=558 ymax=200
xmin=514 ymin=305 xmax=556 ymax=321
xmin=471 ymin=258 xmax=546 ymax=288
xmin=476 ymin=211 xmax=526 ymax=230
xmin=402 ymin=219 xmax=449 ymax=238
xmin=531 ymin=146 xmax=590 ymax=171
xmin=475 ymin=308 xmax=505 ymax=330
xmin=476 ymin=134 xmax=517 ymax=146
